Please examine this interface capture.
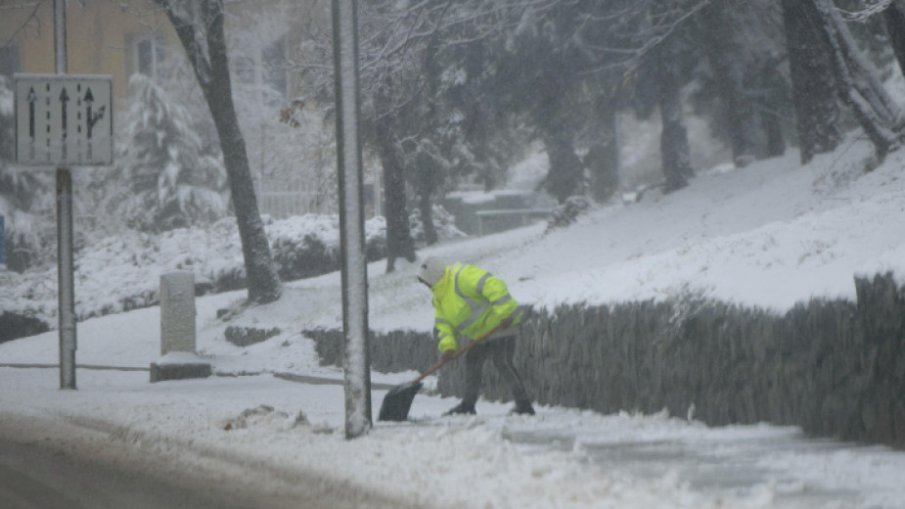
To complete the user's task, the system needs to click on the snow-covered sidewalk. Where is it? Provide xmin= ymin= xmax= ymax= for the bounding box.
xmin=3 ymin=364 xmax=905 ymax=509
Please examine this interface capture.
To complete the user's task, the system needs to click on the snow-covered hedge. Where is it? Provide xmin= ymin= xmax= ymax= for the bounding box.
xmin=441 ymin=274 xmax=905 ymax=449
xmin=312 ymin=274 xmax=905 ymax=449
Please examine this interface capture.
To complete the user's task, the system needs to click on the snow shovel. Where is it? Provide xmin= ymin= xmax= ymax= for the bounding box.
xmin=378 ymin=325 xmax=502 ymax=422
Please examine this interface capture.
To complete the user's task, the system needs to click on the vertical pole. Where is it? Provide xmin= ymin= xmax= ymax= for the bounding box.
xmin=611 ymin=111 xmax=621 ymax=179
xmin=0 ymin=215 xmax=6 ymax=271
xmin=54 ymin=0 xmax=66 ymax=73
xmin=57 ymin=169 xmax=76 ymax=389
xmin=332 ymin=0 xmax=371 ymax=438
xmin=55 ymin=0 xmax=76 ymax=390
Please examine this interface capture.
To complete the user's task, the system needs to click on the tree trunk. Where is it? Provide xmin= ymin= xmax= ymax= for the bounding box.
xmin=815 ymin=0 xmax=901 ymax=125
xmin=781 ymin=0 xmax=843 ymax=164
xmin=540 ymin=129 xmax=584 ymax=204
xmin=763 ymin=112 xmax=786 ymax=158
xmin=701 ymin=2 xmax=758 ymax=167
xmin=414 ymin=152 xmax=438 ymax=246
xmin=157 ymin=0 xmax=280 ymax=303
xmin=656 ymin=43 xmax=693 ymax=193
xmin=756 ymin=56 xmax=787 ymax=158
xmin=884 ymin=1 xmax=905 ymax=80
xmin=418 ymin=192 xmax=438 ymax=245
xmin=464 ymin=105 xmax=496 ymax=192
xmin=532 ymin=69 xmax=583 ymax=204
xmin=585 ymin=105 xmax=619 ymax=203
xmin=813 ymin=0 xmax=901 ymax=161
xmin=374 ymin=115 xmax=415 ymax=273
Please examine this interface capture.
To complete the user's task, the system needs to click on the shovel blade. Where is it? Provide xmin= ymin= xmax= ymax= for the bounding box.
xmin=378 ymin=382 xmax=423 ymax=421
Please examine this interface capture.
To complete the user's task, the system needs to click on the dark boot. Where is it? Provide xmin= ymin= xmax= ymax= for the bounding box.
xmin=510 ymin=399 xmax=535 ymax=416
xmin=443 ymin=401 xmax=476 ymax=416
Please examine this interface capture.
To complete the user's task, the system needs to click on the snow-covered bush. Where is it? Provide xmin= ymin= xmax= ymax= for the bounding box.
xmin=0 ymin=213 xmax=390 ymax=338
xmin=545 ymin=195 xmax=591 ymax=232
xmin=408 ymin=204 xmax=466 ymax=246
xmin=109 ymin=74 xmax=228 ymax=232
xmin=270 ymin=215 xmax=387 ymax=281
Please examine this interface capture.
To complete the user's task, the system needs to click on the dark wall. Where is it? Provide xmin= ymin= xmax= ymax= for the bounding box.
xmin=311 ymin=273 xmax=905 ymax=448
xmin=0 ymin=312 xmax=50 ymax=345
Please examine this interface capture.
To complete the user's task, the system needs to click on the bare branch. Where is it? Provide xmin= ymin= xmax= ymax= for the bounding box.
xmin=1 ymin=1 xmax=42 ymax=48
xmin=836 ymin=0 xmax=893 ymax=22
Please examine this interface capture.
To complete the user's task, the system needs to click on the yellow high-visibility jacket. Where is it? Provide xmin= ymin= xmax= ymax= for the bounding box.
xmin=432 ymin=263 xmax=523 ymax=353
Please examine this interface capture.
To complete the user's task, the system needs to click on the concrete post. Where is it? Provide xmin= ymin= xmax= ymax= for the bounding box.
xmin=159 ymin=271 xmax=196 ymax=355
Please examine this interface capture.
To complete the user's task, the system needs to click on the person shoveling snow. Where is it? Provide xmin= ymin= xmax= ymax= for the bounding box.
xmin=421 ymin=257 xmax=535 ymax=416
xmin=378 ymin=257 xmax=535 ymax=421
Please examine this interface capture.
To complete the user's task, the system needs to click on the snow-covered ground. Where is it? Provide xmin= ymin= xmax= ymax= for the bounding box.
xmin=3 ymin=136 xmax=905 ymax=508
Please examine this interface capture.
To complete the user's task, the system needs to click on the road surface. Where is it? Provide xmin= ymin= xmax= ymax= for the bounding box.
xmin=0 ymin=413 xmax=419 ymax=509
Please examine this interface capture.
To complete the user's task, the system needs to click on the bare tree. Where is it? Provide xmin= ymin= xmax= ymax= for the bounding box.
xmin=153 ymin=0 xmax=281 ymax=303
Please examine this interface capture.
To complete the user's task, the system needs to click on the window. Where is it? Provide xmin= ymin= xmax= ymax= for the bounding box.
xmin=0 ymin=43 xmax=20 ymax=80
xmin=132 ymin=34 xmax=165 ymax=79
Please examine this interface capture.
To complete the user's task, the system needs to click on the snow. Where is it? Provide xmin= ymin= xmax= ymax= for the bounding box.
xmin=3 ymin=134 xmax=905 ymax=507
xmin=0 ymin=79 xmax=13 ymax=116
xmin=0 ymin=214 xmax=388 ymax=325
xmin=447 ymin=188 xmax=533 ymax=205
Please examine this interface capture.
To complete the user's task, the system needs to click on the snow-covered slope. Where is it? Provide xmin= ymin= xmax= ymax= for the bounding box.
xmin=5 ymin=136 xmax=905 ymax=368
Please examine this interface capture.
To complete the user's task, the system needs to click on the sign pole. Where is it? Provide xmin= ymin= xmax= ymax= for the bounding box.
xmin=333 ymin=0 xmax=371 ymax=438
xmin=54 ymin=0 xmax=76 ymax=390
xmin=0 ymin=215 xmax=6 ymax=271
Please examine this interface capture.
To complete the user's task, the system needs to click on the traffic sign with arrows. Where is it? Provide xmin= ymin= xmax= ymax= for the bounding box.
xmin=14 ymin=74 xmax=113 ymax=166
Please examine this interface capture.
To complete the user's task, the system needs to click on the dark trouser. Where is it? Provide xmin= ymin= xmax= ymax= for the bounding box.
xmin=461 ymin=335 xmax=530 ymax=406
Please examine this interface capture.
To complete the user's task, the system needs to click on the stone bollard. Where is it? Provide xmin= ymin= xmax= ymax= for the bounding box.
xmin=160 ymin=271 xmax=197 ymax=355
xmin=151 ymin=271 xmax=210 ymax=383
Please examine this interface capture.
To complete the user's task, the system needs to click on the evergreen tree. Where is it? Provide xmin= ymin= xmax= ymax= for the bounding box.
xmin=112 ymin=74 xmax=227 ymax=232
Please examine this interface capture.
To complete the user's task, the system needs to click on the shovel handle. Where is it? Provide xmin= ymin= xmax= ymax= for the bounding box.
xmin=411 ymin=324 xmax=504 ymax=384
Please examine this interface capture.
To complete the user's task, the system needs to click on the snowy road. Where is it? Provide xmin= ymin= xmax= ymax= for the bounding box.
xmin=0 ymin=412 xmax=421 ymax=509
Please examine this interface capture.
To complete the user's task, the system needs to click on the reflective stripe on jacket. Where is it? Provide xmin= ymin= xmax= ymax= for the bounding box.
xmin=432 ymin=263 xmax=522 ymax=353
